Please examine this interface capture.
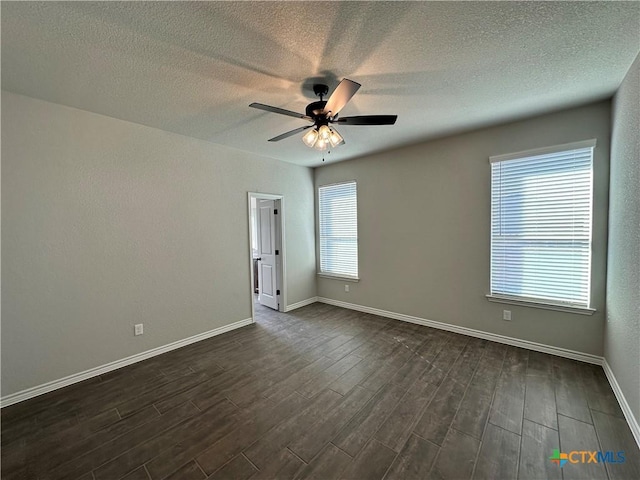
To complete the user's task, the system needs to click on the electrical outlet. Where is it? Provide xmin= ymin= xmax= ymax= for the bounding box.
xmin=503 ymin=310 xmax=512 ymax=321
xmin=345 ymin=284 xmax=350 ymax=292
xmin=134 ymin=324 xmax=144 ymax=336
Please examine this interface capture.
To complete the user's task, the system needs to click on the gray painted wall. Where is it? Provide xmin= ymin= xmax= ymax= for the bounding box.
xmin=1 ymin=92 xmax=316 ymax=397
xmin=606 ymin=54 xmax=640 ymax=423
xmin=315 ymin=101 xmax=611 ymax=356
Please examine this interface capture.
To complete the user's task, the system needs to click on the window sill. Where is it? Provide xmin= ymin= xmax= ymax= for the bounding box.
xmin=486 ymin=295 xmax=595 ymax=316
xmin=317 ymin=273 xmax=360 ymax=282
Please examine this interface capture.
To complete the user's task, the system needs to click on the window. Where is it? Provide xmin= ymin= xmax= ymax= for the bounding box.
xmin=489 ymin=140 xmax=595 ymax=312
xmin=318 ymin=181 xmax=358 ymax=279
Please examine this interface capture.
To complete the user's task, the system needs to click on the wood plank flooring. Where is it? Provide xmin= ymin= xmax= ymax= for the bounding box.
xmin=2 ymin=302 xmax=639 ymax=480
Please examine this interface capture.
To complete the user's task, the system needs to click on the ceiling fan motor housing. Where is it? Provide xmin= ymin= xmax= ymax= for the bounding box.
xmin=306 ymin=100 xmax=327 ymax=119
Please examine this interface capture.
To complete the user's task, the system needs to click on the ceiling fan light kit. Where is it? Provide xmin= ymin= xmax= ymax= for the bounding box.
xmin=302 ymin=124 xmax=344 ymax=150
xmin=328 ymin=128 xmax=344 ymax=147
xmin=302 ymin=128 xmax=319 ymax=148
xmin=250 ymin=78 xmax=398 ymax=152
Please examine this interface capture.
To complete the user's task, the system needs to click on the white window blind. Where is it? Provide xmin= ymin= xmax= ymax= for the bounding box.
xmin=490 ymin=140 xmax=595 ymax=308
xmin=319 ymin=181 xmax=358 ymax=278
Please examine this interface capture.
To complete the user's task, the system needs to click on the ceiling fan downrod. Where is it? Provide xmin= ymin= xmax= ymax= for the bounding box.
xmin=313 ymin=84 xmax=329 ymax=101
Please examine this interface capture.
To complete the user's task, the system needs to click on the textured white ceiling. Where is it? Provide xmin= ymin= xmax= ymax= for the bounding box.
xmin=2 ymin=1 xmax=639 ymax=167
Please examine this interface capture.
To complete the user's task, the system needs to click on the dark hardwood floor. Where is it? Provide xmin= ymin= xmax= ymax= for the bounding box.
xmin=2 ymin=302 xmax=639 ymax=480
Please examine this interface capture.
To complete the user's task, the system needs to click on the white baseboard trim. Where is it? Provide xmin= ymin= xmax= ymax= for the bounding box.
xmin=285 ymin=297 xmax=319 ymax=312
xmin=317 ymin=297 xmax=640 ymax=449
xmin=0 ymin=317 xmax=254 ymax=408
xmin=602 ymin=360 xmax=640 ymax=449
xmin=317 ymin=297 xmax=603 ymax=365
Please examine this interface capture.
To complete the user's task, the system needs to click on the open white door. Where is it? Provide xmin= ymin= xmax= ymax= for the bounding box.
xmin=256 ymin=199 xmax=279 ymax=310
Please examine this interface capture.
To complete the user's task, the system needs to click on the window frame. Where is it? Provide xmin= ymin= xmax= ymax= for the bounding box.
xmin=317 ymin=180 xmax=359 ymax=281
xmin=486 ymin=140 xmax=597 ymax=315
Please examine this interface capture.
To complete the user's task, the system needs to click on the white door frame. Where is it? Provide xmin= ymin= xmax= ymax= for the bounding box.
xmin=248 ymin=192 xmax=286 ymax=322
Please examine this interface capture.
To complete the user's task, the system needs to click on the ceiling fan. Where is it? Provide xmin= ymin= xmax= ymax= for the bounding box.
xmin=249 ymin=79 xmax=397 ymax=151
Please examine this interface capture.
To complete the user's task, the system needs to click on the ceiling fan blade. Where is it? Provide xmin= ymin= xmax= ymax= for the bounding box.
xmin=322 ymin=79 xmax=361 ymax=117
xmin=268 ymin=125 xmax=313 ymax=142
xmin=335 ymin=115 xmax=398 ymax=125
xmin=250 ymin=102 xmax=311 ymax=120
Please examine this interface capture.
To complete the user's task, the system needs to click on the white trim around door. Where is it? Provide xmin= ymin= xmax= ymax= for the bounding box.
xmin=248 ymin=192 xmax=287 ymax=321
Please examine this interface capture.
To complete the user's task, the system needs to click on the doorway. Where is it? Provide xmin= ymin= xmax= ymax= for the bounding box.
xmin=248 ymin=192 xmax=286 ymax=321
